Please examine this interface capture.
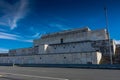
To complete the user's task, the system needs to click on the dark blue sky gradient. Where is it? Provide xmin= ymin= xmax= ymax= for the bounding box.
xmin=0 ymin=0 xmax=120 ymax=52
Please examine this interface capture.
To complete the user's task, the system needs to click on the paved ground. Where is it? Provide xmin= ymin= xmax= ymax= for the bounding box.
xmin=0 ymin=66 xmax=119 ymax=80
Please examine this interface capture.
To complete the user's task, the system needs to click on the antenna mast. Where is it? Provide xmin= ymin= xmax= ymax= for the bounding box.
xmin=104 ymin=7 xmax=113 ymax=64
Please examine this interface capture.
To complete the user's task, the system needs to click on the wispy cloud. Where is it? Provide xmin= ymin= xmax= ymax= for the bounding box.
xmin=0 ymin=32 xmax=33 ymax=43
xmin=49 ymin=23 xmax=71 ymax=30
xmin=21 ymin=39 xmax=33 ymax=43
xmin=0 ymin=32 xmax=20 ymax=40
xmin=0 ymin=48 xmax=8 ymax=53
xmin=29 ymin=27 xmax=42 ymax=38
xmin=32 ymin=32 xmax=42 ymax=38
xmin=0 ymin=0 xmax=28 ymax=29
xmin=114 ymin=40 xmax=120 ymax=44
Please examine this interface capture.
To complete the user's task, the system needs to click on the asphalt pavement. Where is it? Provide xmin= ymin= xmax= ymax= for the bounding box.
xmin=0 ymin=66 xmax=119 ymax=80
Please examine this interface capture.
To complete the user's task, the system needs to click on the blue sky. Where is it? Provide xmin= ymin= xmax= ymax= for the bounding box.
xmin=0 ymin=0 xmax=120 ymax=53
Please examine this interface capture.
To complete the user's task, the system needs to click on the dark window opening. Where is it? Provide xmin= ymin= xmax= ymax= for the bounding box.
xmin=35 ymin=46 xmax=39 ymax=47
xmin=87 ymin=62 xmax=92 ymax=64
xmin=40 ymin=57 xmax=42 ymax=59
xmin=96 ymin=50 xmax=99 ymax=52
xmin=64 ymin=57 xmax=66 ymax=59
xmin=60 ymin=38 xmax=63 ymax=44
xmin=73 ymin=46 xmax=75 ymax=48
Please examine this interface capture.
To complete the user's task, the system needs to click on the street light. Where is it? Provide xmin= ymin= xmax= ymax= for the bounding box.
xmin=104 ymin=7 xmax=113 ymax=64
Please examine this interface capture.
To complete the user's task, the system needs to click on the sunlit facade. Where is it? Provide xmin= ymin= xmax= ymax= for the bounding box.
xmin=0 ymin=27 xmax=116 ymax=64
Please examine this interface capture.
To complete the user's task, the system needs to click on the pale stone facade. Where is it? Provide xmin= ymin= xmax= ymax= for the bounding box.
xmin=9 ymin=47 xmax=35 ymax=56
xmin=34 ymin=27 xmax=115 ymax=55
xmin=0 ymin=52 xmax=101 ymax=64
xmin=0 ymin=27 xmax=116 ymax=64
xmin=34 ymin=27 xmax=108 ymax=46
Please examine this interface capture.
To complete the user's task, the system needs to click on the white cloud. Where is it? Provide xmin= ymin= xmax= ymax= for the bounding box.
xmin=0 ymin=48 xmax=8 ymax=53
xmin=114 ymin=40 xmax=120 ymax=44
xmin=20 ymin=33 xmax=42 ymax=43
xmin=0 ymin=32 xmax=20 ymax=40
xmin=0 ymin=0 xmax=28 ymax=29
xmin=29 ymin=27 xmax=42 ymax=38
xmin=21 ymin=39 xmax=33 ymax=43
xmin=49 ymin=23 xmax=70 ymax=30
xmin=0 ymin=32 xmax=33 ymax=43
xmin=32 ymin=33 xmax=41 ymax=38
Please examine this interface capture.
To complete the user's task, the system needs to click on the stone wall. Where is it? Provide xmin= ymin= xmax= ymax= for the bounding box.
xmin=38 ymin=41 xmax=95 ymax=54
xmin=9 ymin=47 xmax=34 ymax=56
xmin=0 ymin=52 xmax=102 ymax=64
xmin=33 ymin=29 xmax=108 ymax=46
xmin=37 ymin=40 xmax=116 ymax=55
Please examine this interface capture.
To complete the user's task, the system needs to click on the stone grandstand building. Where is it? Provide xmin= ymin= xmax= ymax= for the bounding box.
xmin=0 ymin=27 xmax=116 ymax=65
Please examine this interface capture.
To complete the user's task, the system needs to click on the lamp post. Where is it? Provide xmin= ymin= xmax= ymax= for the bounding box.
xmin=104 ymin=7 xmax=113 ymax=64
